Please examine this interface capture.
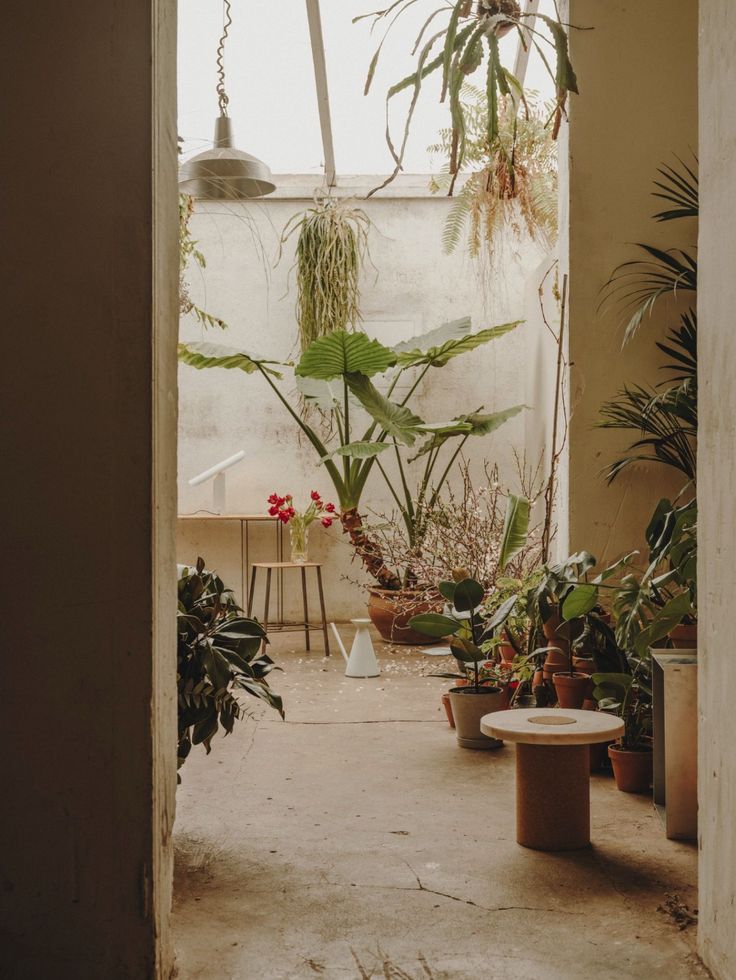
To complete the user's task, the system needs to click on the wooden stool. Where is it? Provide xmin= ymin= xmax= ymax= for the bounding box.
xmin=480 ymin=708 xmax=624 ymax=851
xmin=247 ymin=562 xmax=330 ymax=656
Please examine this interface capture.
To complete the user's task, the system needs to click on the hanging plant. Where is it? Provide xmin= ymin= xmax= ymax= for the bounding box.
xmin=356 ymin=0 xmax=578 ymax=195
xmin=280 ymin=197 xmax=373 ymax=352
xmin=430 ymin=86 xmax=557 ymax=256
xmin=179 ymin=192 xmax=227 ymax=330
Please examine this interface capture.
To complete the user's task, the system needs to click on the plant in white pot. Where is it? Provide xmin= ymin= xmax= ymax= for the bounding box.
xmin=410 ymin=575 xmax=505 ymax=749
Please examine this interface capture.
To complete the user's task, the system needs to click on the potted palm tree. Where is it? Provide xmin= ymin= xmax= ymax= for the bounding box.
xmin=409 ymin=575 xmax=506 ymax=749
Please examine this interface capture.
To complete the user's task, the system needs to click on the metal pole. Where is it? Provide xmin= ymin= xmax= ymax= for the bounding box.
xmin=305 ymin=0 xmax=337 ymax=187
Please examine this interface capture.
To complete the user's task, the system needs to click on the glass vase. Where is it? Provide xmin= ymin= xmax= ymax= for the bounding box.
xmin=289 ymin=519 xmax=309 ymax=564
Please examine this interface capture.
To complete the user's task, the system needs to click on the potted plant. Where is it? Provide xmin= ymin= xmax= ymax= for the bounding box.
xmin=592 ymin=659 xmax=653 ymax=793
xmin=177 ymin=558 xmax=284 ymax=774
xmin=180 ymin=317 xmax=523 ymax=639
xmin=409 ymin=575 xmax=506 ymax=749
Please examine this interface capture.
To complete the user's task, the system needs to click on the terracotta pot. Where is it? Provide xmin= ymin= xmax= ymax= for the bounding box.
xmin=448 ymin=686 xmax=506 ymax=750
xmin=553 ymin=672 xmax=593 ymax=709
xmin=572 ymin=656 xmax=596 ymax=676
xmin=543 ymin=648 xmax=569 ymax=682
xmin=498 ymin=642 xmax=516 ymax=665
xmin=441 ymin=691 xmax=455 ymax=728
xmin=608 ymin=744 xmax=653 ymax=793
xmin=367 ymin=588 xmax=440 ymax=645
xmin=668 ymin=623 xmax=697 ymax=649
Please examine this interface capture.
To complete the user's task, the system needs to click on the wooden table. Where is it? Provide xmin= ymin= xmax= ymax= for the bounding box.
xmin=481 ymin=708 xmax=624 ymax=851
xmin=247 ymin=562 xmax=330 ymax=656
xmin=177 ymin=513 xmax=284 ymax=617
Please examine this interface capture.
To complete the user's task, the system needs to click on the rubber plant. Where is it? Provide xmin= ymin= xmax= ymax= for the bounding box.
xmin=356 ymin=0 xmax=578 ymax=195
xmin=177 ymin=559 xmax=283 ymax=774
xmin=179 ymin=316 xmax=523 ymax=589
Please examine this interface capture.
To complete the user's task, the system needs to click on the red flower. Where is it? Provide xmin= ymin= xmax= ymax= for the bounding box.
xmin=324 ymin=502 xmax=335 ymax=513
xmin=310 ymin=490 xmax=321 ymax=501
xmin=267 ymin=493 xmax=280 ymax=505
xmin=321 ymin=517 xmax=333 ymax=528
xmin=267 ymin=505 xmax=279 ymax=516
xmin=278 ymin=512 xmax=291 ymax=524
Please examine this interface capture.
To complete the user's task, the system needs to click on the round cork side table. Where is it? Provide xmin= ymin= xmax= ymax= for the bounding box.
xmin=480 ymin=708 xmax=624 ymax=851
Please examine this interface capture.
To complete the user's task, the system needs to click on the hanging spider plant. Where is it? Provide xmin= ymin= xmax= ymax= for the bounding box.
xmin=429 ymin=85 xmax=557 ymax=256
xmin=179 ymin=192 xmax=227 ymax=330
xmin=355 ymin=0 xmax=578 ymax=195
xmin=280 ymin=197 xmax=373 ymax=353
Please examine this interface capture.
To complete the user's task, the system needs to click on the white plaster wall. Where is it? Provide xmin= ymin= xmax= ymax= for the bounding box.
xmin=178 ymin=181 xmax=553 ymax=619
xmin=698 ymin=3 xmax=736 ymax=976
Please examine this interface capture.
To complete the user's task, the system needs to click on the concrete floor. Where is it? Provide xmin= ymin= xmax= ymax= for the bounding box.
xmin=173 ymin=626 xmax=707 ymax=980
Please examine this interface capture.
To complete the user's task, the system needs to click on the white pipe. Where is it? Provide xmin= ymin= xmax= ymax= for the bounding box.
xmin=188 ymin=450 xmax=246 ymax=486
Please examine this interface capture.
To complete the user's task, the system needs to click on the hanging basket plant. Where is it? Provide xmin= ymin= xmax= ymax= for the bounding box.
xmin=356 ymin=0 xmax=578 ymax=196
xmin=280 ymin=197 xmax=373 ymax=352
xmin=430 ymin=86 xmax=557 ymax=257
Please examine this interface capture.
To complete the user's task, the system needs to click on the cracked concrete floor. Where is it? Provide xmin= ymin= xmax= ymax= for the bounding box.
xmin=172 ymin=627 xmax=706 ymax=980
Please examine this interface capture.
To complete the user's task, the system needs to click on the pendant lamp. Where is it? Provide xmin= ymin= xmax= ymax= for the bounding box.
xmin=179 ymin=0 xmax=275 ymax=200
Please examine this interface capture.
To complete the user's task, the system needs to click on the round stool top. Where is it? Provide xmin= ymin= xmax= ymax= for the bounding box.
xmin=480 ymin=708 xmax=624 ymax=745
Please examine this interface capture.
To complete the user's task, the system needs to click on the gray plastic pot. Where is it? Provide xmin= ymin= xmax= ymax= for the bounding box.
xmin=448 ymin=686 xmax=506 ymax=749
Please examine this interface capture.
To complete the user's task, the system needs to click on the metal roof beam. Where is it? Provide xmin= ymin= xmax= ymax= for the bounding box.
xmin=306 ymin=0 xmax=337 ymax=187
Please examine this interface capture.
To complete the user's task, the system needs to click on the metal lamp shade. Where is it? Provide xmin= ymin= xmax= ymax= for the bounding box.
xmin=179 ymin=116 xmax=276 ymax=200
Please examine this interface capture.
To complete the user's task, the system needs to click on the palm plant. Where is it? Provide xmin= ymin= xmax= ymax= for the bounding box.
xmin=598 ymin=160 xmax=698 ymax=482
xmin=356 ymin=0 xmax=577 ymax=195
xmin=179 ymin=317 xmax=523 ymax=589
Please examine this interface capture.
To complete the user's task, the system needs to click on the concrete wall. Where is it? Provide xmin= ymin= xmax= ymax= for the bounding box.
xmin=698 ymin=4 xmax=736 ymax=976
xmin=0 ymin=2 xmax=177 ymax=977
xmin=178 ymin=178 xmax=554 ymax=619
xmin=563 ymin=0 xmax=698 ymax=564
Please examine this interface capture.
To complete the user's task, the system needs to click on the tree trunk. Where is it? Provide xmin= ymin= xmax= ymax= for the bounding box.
xmin=340 ymin=507 xmax=402 ymax=591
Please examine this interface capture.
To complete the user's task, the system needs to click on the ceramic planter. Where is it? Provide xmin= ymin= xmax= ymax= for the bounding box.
xmin=367 ymin=589 xmax=440 ymax=645
xmin=553 ymin=672 xmax=593 ymax=709
xmin=608 ymin=744 xmax=653 ymax=793
xmin=448 ymin=686 xmax=506 ymax=749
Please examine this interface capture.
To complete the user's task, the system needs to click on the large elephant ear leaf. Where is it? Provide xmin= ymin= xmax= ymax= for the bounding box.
xmin=178 ymin=342 xmax=283 ymax=378
xmin=392 ymin=316 xmax=471 ymax=354
xmin=345 ymin=373 xmax=424 ymax=446
xmin=296 ymin=331 xmax=397 ymax=380
xmin=295 ymin=375 xmax=340 ymax=411
xmin=395 ymin=321 xmax=522 ymax=369
xmin=499 ymin=495 xmax=530 ymax=570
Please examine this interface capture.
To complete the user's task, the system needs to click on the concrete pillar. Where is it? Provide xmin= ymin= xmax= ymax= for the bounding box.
xmin=698 ymin=4 xmax=736 ymax=977
xmin=561 ymin=0 xmax=698 ymax=562
xmin=0 ymin=1 xmax=177 ymax=977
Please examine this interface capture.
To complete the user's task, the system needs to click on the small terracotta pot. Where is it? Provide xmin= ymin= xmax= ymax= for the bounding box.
xmin=553 ymin=672 xmax=593 ymax=709
xmin=367 ymin=589 xmax=441 ymax=645
xmin=608 ymin=744 xmax=653 ymax=793
xmin=448 ymin=686 xmax=506 ymax=750
xmin=441 ymin=691 xmax=455 ymax=728
xmin=498 ymin=642 xmax=516 ymax=665
xmin=668 ymin=623 xmax=697 ymax=649
xmin=572 ymin=656 xmax=596 ymax=676
xmin=543 ymin=648 xmax=569 ymax=682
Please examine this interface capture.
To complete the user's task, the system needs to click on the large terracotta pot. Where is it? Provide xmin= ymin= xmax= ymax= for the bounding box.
xmin=608 ymin=744 xmax=653 ymax=793
xmin=367 ymin=588 xmax=440 ymax=645
xmin=448 ymin=686 xmax=506 ymax=750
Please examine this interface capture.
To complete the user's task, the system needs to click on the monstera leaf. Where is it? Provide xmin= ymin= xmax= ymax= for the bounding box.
xmin=178 ymin=342 xmax=283 ymax=377
xmin=296 ymin=331 xmax=397 ymax=380
xmin=345 ymin=373 xmax=424 ymax=445
xmin=395 ymin=321 xmax=522 ymax=369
